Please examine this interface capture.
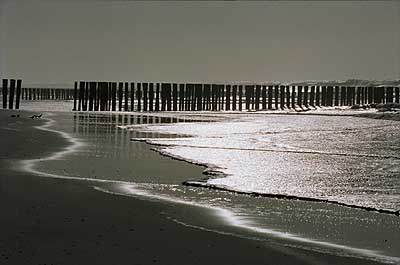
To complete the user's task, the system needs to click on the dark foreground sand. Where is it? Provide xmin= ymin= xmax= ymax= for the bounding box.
xmin=0 ymin=110 xmax=384 ymax=265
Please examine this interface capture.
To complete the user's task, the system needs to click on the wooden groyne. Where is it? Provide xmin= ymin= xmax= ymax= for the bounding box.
xmin=72 ymin=81 xmax=400 ymax=112
xmin=2 ymin=79 xmax=23 ymax=110
xmin=21 ymin=87 xmax=74 ymax=101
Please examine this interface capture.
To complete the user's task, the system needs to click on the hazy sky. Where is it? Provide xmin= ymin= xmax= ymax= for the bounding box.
xmin=0 ymin=1 xmax=399 ymax=85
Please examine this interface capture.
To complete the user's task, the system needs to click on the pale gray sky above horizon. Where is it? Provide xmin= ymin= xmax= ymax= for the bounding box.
xmin=0 ymin=1 xmax=399 ymax=85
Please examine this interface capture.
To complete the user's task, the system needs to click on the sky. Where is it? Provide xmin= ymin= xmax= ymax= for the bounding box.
xmin=0 ymin=1 xmax=399 ymax=85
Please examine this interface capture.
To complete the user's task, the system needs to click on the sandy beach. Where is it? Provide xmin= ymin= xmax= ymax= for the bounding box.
xmin=1 ymin=109 xmax=395 ymax=265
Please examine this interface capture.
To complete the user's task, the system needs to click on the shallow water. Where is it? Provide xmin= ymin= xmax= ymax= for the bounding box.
xmin=15 ymin=101 xmax=400 ymax=263
xmin=129 ymin=114 xmax=400 ymax=212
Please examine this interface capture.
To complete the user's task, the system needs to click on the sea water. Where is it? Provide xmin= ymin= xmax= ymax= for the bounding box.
xmin=16 ymin=101 xmax=400 ymax=263
xmin=129 ymin=114 xmax=400 ymax=212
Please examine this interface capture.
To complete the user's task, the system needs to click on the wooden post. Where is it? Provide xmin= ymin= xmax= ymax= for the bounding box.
xmin=216 ymin=85 xmax=221 ymax=111
xmin=143 ymin=83 xmax=148 ymax=112
xmin=160 ymin=83 xmax=166 ymax=111
xmin=111 ymin=82 xmax=116 ymax=111
xmin=367 ymin=87 xmax=372 ymax=104
xmin=339 ymin=86 xmax=345 ymax=106
xmin=297 ymin=86 xmax=302 ymax=107
xmin=285 ymin=86 xmax=291 ymax=108
xmin=179 ymin=84 xmax=185 ymax=111
xmin=274 ymin=85 xmax=279 ymax=109
xmin=105 ymin=82 xmax=110 ymax=111
xmin=202 ymin=84 xmax=208 ymax=110
xmin=92 ymin=82 xmax=97 ymax=110
xmin=176 ymin=84 xmax=182 ymax=111
xmin=226 ymin=85 xmax=231 ymax=111
xmin=173 ymin=83 xmax=178 ymax=111
xmin=280 ymin=85 xmax=285 ymax=109
xmin=88 ymin=82 xmax=95 ymax=111
xmin=255 ymin=85 xmax=260 ymax=110
xmin=217 ymin=85 xmax=223 ymax=111
xmin=96 ymin=82 xmax=101 ymax=111
xmin=326 ymin=86 xmax=333 ymax=106
xmin=250 ymin=85 xmax=255 ymax=110
xmin=347 ymin=86 xmax=353 ymax=105
xmin=149 ymin=83 xmax=154 ymax=111
xmin=98 ymin=82 xmax=103 ymax=111
xmin=195 ymin=84 xmax=203 ymax=111
xmin=238 ymin=85 xmax=243 ymax=111
xmin=108 ymin=82 xmax=112 ymax=111
xmin=137 ymin=83 xmax=142 ymax=111
xmin=84 ymin=82 xmax=89 ymax=111
xmin=211 ymin=84 xmax=217 ymax=111
xmin=268 ymin=85 xmax=273 ymax=110
xmin=334 ymin=86 xmax=339 ymax=106
xmin=130 ymin=83 xmax=135 ymax=111
xmin=124 ymin=82 xmax=129 ymax=111
xmin=385 ymin=87 xmax=393 ymax=103
xmin=98 ymin=83 xmax=103 ymax=111
xmin=232 ymin=85 xmax=237 ymax=111
xmin=395 ymin=87 xmax=400 ymax=103
xmin=78 ymin=82 xmax=84 ymax=111
xmin=356 ymin=87 xmax=361 ymax=105
xmin=8 ymin=79 xmax=15 ymax=109
xmin=192 ymin=84 xmax=197 ymax=111
xmin=261 ymin=85 xmax=267 ymax=110
xmin=118 ymin=82 xmax=123 ymax=111
xmin=361 ymin=87 xmax=366 ymax=105
xmin=321 ymin=86 xmax=326 ymax=106
xmin=315 ymin=86 xmax=321 ymax=107
xmin=187 ymin=84 xmax=192 ymax=111
xmin=309 ymin=86 xmax=315 ymax=107
xmin=155 ymin=83 xmax=160 ymax=111
xmin=378 ymin=87 xmax=384 ymax=103
xmin=166 ymin=83 xmax=172 ymax=111
xmin=2 ymin=79 xmax=8 ymax=109
xmin=245 ymin=85 xmax=251 ymax=110
xmin=302 ymin=86 xmax=308 ymax=107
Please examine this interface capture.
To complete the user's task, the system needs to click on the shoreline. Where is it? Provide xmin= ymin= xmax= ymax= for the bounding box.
xmin=131 ymin=121 xmax=400 ymax=217
xmin=1 ymin=109 xmax=398 ymax=264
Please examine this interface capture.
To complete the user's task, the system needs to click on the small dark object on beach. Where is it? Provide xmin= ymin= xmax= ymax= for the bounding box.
xmin=10 ymin=114 xmax=20 ymax=118
xmin=350 ymin=104 xmax=361 ymax=110
xmin=30 ymin=114 xmax=43 ymax=119
xmin=362 ymin=104 xmax=370 ymax=109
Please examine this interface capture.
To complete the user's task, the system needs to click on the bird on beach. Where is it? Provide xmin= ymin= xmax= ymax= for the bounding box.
xmin=30 ymin=114 xmax=43 ymax=119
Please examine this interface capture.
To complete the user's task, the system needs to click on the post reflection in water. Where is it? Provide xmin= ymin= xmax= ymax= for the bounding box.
xmin=72 ymin=113 xmax=191 ymax=160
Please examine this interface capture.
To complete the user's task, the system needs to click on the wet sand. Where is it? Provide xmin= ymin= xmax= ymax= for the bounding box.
xmin=0 ymin=110 xmax=386 ymax=265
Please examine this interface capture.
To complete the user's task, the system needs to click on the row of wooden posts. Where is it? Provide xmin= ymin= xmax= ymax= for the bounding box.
xmin=20 ymin=87 xmax=74 ymax=101
xmin=73 ymin=81 xmax=400 ymax=112
xmin=1 ymin=79 xmax=23 ymax=110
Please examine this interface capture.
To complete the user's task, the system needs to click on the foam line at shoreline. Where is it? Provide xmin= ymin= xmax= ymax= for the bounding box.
xmin=131 ymin=137 xmax=400 ymax=216
xmin=19 ymin=114 xmax=136 ymax=186
xmin=16 ymin=113 xmax=400 ymax=264
xmin=131 ymin=138 xmax=400 ymax=160
xmin=94 ymin=183 xmax=400 ymax=264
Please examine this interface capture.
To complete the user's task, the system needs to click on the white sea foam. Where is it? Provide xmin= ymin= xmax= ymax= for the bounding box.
xmin=94 ymin=182 xmax=400 ymax=264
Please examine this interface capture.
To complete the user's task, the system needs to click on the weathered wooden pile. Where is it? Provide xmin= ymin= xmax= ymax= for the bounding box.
xmin=1 ymin=79 xmax=23 ymax=110
xmin=72 ymin=81 xmax=400 ymax=112
xmin=21 ymin=87 xmax=74 ymax=101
